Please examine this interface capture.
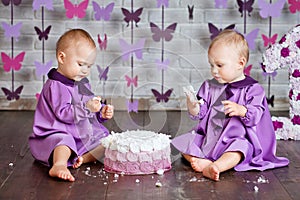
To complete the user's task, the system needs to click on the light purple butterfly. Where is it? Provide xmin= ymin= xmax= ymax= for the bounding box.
xmin=257 ymin=0 xmax=286 ymax=18
xmin=215 ymin=0 xmax=227 ymax=8
xmin=262 ymin=71 xmax=277 ymax=81
xmin=32 ymin=0 xmax=53 ymax=11
xmin=127 ymin=99 xmax=138 ymax=113
xmin=2 ymin=22 xmax=22 ymax=42
xmin=119 ymin=38 xmax=145 ymax=61
xmin=150 ymin=22 xmax=177 ymax=42
xmin=243 ymin=28 xmax=259 ymax=50
xmin=155 ymin=59 xmax=170 ymax=71
xmin=34 ymin=60 xmax=53 ymax=79
xmin=157 ymin=0 xmax=169 ymax=8
xmin=92 ymin=1 xmax=114 ymax=21
xmin=97 ymin=65 xmax=109 ymax=81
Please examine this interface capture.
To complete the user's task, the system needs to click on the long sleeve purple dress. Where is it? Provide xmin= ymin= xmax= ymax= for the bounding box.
xmin=172 ymin=76 xmax=289 ymax=171
xmin=29 ymin=68 xmax=109 ymax=166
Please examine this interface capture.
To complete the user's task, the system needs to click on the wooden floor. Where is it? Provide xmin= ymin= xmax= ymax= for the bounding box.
xmin=0 ymin=110 xmax=299 ymax=200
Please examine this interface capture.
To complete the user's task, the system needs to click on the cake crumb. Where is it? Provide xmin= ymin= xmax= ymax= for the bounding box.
xmin=135 ymin=179 xmax=140 ymax=183
xmin=254 ymin=186 xmax=259 ymax=192
xmin=155 ymin=180 xmax=162 ymax=187
xmin=156 ymin=169 xmax=164 ymax=176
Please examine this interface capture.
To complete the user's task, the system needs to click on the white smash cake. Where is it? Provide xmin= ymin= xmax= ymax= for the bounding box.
xmin=101 ymin=130 xmax=172 ymax=175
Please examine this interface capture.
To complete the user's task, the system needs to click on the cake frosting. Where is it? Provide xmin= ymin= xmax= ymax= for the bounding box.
xmin=101 ymin=130 xmax=172 ymax=175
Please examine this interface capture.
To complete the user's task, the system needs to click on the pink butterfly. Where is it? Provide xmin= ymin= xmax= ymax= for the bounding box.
xmin=151 ymin=88 xmax=173 ymax=103
xmin=208 ymin=23 xmax=235 ymax=40
xmin=32 ymin=0 xmax=53 ymax=11
xmin=34 ymin=25 xmax=51 ymax=41
xmin=64 ymin=0 xmax=89 ymax=19
xmin=288 ymin=0 xmax=300 ymax=13
xmin=119 ymin=38 xmax=145 ymax=61
xmin=244 ymin=28 xmax=259 ymax=50
xmin=125 ymin=75 xmax=138 ymax=87
xmin=155 ymin=59 xmax=170 ymax=71
xmin=215 ymin=0 xmax=228 ymax=8
xmin=157 ymin=0 xmax=169 ymax=8
xmin=244 ymin=64 xmax=252 ymax=76
xmin=150 ymin=22 xmax=177 ymax=42
xmin=261 ymin=34 xmax=278 ymax=47
xmin=121 ymin=7 xmax=143 ymax=27
xmin=2 ymin=0 xmax=21 ymax=6
xmin=127 ymin=99 xmax=138 ymax=113
xmin=35 ymin=93 xmax=40 ymax=100
xmin=98 ymin=34 xmax=107 ymax=51
xmin=34 ymin=60 xmax=53 ymax=78
xmin=97 ymin=65 xmax=109 ymax=81
xmin=2 ymin=85 xmax=23 ymax=101
xmin=92 ymin=1 xmax=114 ymax=21
xmin=1 ymin=22 xmax=22 ymax=42
xmin=257 ymin=0 xmax=285 ymax=18
xmin=1 ymin=51 xmax=25 ymax=72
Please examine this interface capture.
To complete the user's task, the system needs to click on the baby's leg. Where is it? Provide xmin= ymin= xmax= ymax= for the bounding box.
xmin=49 ymin=145 xmax=75 ymax=182
xmin=182 ymin=154 xmax=212 ymax=172
xmin=203 ymin=151 xmax=242 ymax=181
xmin=73 ymin=144 xmax=105 ymax=168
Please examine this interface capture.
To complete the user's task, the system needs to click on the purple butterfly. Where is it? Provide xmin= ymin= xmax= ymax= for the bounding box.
xmin=237 ymin=0 xmax=254 ymax=17
xmin=188 ymin=5 xmax=194 ymax=21
xmin=121 ymin=7 xmax=143 ymax=27
xmin=127 ymin=99 xmax=138 ymax=113
xmin=2 ymin=0 xmax=21 ymax=6
xmin=92 ymin=1 xmax=114 ymax=21
xmin=208 ymin=23 xmax=235 ymax=40
xmin=151 ymin=88 xmax=173 ymax=103
xmin=32 ymin=0 xmax=53 ymax=11
xmin=97 ymin=65 xmax=109 ymax=81
xmin=34 ymin=60 xmax=53 ymax=79
xmin=157 ymin=0 xmax=169 ymax=8
xmin=257 ymin=0 xmax=286 ymax=18
xmin=1 ymin=85 xmax=23 ymax=101
xmin=272 ymin=120 xmax=283 ymax=131
xmin=34 ymin=25 xmax=51 ymax=41
xmin=2 ymin=22 xmax=22 ymax=42
xmin=262 ymin=71 xmax=277 ymax=81
xmin=150 ymin=22 xmax=177 ymax=42
xmin=266 ymin=95 xmax=274 ymax=107
xmin=119 ymin=38 xmax=145 ymax=61
xmin=244 ymin=28 xmax=259 ymax=50
xmin=215 ymin=0 xmax=228 ymax=8
xmin=155 ymin=59 xmax=170 ymax=71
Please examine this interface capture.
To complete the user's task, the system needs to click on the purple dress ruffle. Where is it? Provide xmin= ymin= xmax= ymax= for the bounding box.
xmin=29 ymin=68 xmax=109 ymax=166
xmin=172 ymin=76 xmax=289 ymax=171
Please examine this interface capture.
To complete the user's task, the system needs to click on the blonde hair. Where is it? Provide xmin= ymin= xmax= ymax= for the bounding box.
xmin=56 ymin=29 xmax=96 ymax=57
xmin=208 ymin=29 xmax=249 ymax=63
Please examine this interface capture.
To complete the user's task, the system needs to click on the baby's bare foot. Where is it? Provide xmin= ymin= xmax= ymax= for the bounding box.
xmin=73 ymin=156 xmax=83 ymax=169
xmin=49 ymin=165 xmax=75 ymax=182
xmin=203 ymin=163 xmax=220 ymax=181
xmin=190 ymin=157 xmax=212 ymax=172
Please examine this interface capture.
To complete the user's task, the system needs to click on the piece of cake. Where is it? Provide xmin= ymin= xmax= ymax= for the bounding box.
xmin=101 ymin=130 xmax=172 ymax=175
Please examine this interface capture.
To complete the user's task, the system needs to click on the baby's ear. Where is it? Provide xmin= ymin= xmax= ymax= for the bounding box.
xmin=239 ymin=57 xmax=247 ymax=69
xmin=57 ymin=51 xmax=66 ymax=64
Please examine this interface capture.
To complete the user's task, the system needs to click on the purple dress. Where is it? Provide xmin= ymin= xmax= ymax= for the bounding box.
xmin=29 ymin=68 xmax=109 ymax=166
xmin=172 ymin=76 xmax=289 ymax=171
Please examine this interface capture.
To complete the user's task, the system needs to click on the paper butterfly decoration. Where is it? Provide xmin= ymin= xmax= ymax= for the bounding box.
xmin=34 ymin=60 xmax=52 ymax=78
xmin=1 ymin=51 xmax=25 ymax=72
xmin=208 ymin=23 xmax=235 ymax=40
xmin=244 ymin=28 xmax=259 ymax=50
xmin=155 ymin=59 xmax=170 ymax=71
xmin=261 ymin=63 xmax=277 ymax=81
xmin=64 ymin=0 xmax=89 ymax=19
xmin=157 ymin=0 xmax=169 ymax=8
xmin=237 ymin=0 xmax=254 ymax=17
xmin=1 ymin=85 xmax=23 ymax=101
xmin=151 ymin=88 xmax=173 ymax=103
xmin=262 ymin=34 xmax=278 ymax=47
xmin=244 ymin=64 xmax=252 ymax=76
xmin=257 ymin=0 xmax=286 ymax=18
xmin=150 ymin=22 xmax=177 ymax=42
xmin=97 ymin=65 xmax=109 ymax=81
xmin=125 ymin=75 xmax=138 ymax=87
xmin=188 ymin=5 xmax=194 ymax=21
xmin=121 ymin=7 xmax=143 ymax=27
xmin=119 ymin=38 xmax=145 ymax=61
xmin=215 ymin=0 xmax=228 ymax=8
xmin=1 ymin=0 xmax=21 ymax=6
xmin=2 ymin=22 xmax=22 ymax=42
xmin=127 ymin=99 xmax=138 ymax=113
xmin=267 ymin=95 xmax=274 ymax=107
xmin=98 ymin=34 xmax=107 ymax=51
xmin=32 ymin=0 xmax=53 ymax=11
xmin=34 ymin=25 xmax=51 ymax=41
xmin=288 ymin=0 xmax=300 ymax=13
xmin=92 ymin=1 xmax=114 ymax=21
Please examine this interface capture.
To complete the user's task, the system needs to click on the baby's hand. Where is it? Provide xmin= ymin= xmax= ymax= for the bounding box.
xmin=222 ymin=100 xmax=247 ymax=117
xmin=86 ymin=96 xmax=102 ymax=113
xmin=186 ymin=95 xmax=200 ymax=117
xmin=101 ymin=104 xmax=114 ymax=119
